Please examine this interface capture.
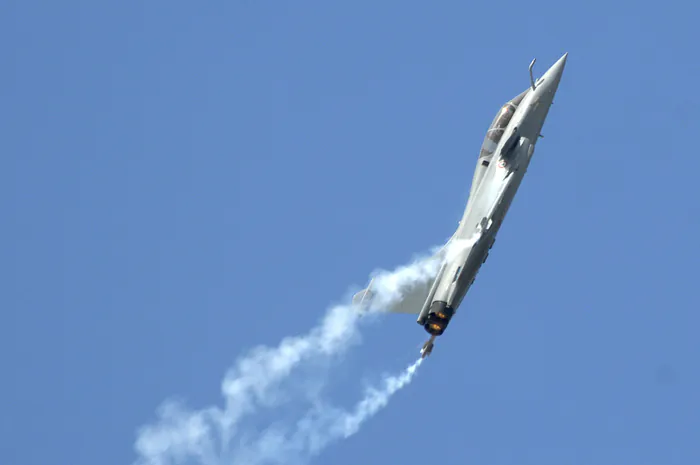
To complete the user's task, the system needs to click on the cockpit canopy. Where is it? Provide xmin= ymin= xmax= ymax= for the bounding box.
xmin=478 ymin=89 xmax=529 ymax=160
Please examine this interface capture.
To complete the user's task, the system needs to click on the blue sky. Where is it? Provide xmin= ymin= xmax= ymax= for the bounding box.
xmin=3 ymin=1 xmax=700 ymax=464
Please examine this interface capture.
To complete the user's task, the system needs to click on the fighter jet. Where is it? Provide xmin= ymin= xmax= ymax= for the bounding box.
xmin=352 ymin=53 xmax=568 ymax=358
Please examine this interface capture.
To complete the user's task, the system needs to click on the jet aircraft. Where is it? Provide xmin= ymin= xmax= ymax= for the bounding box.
xmin=352 ymin=53 xmax=568 ymax=358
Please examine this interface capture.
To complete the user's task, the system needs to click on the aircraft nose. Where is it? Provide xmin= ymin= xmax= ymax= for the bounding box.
xmin=542 ymin=52 xmax=568 ymax=86
xmin=535 ymin=52 xmax=567 ymax=99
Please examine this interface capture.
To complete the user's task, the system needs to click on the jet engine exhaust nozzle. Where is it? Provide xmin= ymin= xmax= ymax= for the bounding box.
xmin=423 ymin=301 xmax=455 ymax=336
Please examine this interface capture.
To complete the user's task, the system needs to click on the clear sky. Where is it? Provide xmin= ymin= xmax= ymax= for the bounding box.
xmin=3 ymin=1 xmax=700 ymax=465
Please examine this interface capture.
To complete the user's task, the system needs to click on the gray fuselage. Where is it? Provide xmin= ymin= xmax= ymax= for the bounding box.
xmin=417 ymin=53 xmax=567 ymax=333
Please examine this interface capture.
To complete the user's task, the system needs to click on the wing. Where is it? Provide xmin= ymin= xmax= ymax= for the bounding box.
xmin=351 ymin=236 xmax=454 ymax=315
xmin=388 ymin=278 xmax=435 ymax=313
xmin=352 ymin=276 xmax=437 ymax=314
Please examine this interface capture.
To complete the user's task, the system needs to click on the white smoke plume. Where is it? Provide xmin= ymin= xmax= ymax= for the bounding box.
xmin=332 ymin=357 xmax=423 ymax=439
xmin=225 ymin=358 xmax=424 ymax=465
xmin=133 ymin=234 xmax=480 ymax=465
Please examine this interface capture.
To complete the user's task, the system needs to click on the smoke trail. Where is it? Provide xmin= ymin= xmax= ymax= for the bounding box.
xmin=227 ymin=358 xmax=424 ymax=465
xmin=133 ymin=234 xmax=480 ymax=465
xmin=334 ymin=357 xmax=423 ymax=438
